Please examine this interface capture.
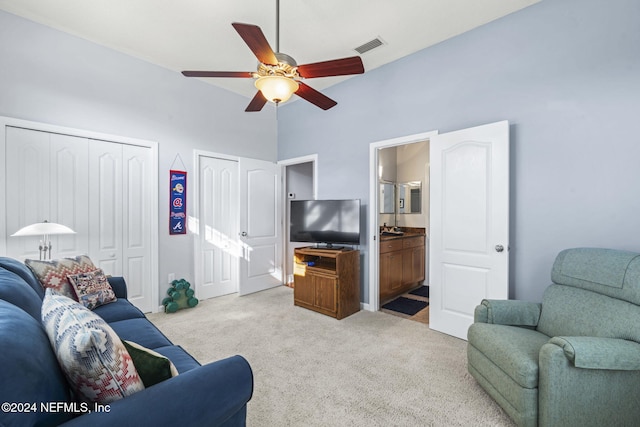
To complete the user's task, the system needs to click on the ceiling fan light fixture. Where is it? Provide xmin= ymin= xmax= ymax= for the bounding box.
xmin=181 ymin=1 xmax=364 ymax=111
xmin=255 ymin=75 xmax=299 ymax=104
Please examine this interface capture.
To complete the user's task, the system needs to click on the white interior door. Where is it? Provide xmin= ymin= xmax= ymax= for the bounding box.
xmin=239 ymin=158 xmax=282 ymax=295
xmin=89 ymin=140 xmax=124 ymax=276
xmin=196 ymin=155 xmax=239 ymax=299
xmin=50 ymin=133 xmax=90 ymax=258
xmin=429 ymin=120 xmax=509 ymax=340
xmin=6 ymin=127 xmax=52 ymax=259
xmin=121 ymin=144 xmax=153 ymax=312
xmin=88 ymin=140 xmax=155 ymax=313
xmin=6 ymin=128 xmax=90 ymax=259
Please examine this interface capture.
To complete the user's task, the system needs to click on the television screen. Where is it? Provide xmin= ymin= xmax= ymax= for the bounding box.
xmin=290 ymin=199 xmax=360 ymax=246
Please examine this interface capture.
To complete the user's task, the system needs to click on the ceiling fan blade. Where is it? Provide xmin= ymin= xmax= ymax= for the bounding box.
xmin=232 ymin=22 xmax=278 ymax=66
xmin=295 ymin=82 xmax=337 ymax=110
xmin=182 ymin=71 xmax=253 ymax=78
xmin=297 ymin=56 xmax=364 ymax=78
xmin=245 ymin=91 xmax=268 ymax=112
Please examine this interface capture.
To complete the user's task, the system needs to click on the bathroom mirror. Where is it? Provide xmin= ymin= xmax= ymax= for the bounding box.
xmin=397 ymin=181 xmax=422 ymax=214
xmin=379 ymin=181 xmax=395 ymax=214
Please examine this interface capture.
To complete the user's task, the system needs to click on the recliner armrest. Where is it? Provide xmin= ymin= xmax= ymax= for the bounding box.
xmin=548 ymin=336 xmax=640 ymax=370
xmin=60 ymin=355 xmax=253 ymax=426
xmin=475 ymin=299 xmax=541 ymax=326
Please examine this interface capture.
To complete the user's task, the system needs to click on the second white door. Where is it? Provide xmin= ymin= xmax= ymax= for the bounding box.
xmin=429 ymin=120 xmax=510 ymax=340
xmin=196 ymin=156 xmax=239 ymax=299
xmin=196 ymin=155 xmax=283 ymax=298
xmin=238 ymin=157 xmax=283 ymax=295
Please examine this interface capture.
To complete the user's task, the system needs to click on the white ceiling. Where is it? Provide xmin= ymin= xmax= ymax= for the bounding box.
xmin=0 ymin=0 xmax=540 ymax=99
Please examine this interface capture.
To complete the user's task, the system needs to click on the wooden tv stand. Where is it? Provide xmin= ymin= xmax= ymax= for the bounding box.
xmin=293 ymin=246 xmax=360 ymax=320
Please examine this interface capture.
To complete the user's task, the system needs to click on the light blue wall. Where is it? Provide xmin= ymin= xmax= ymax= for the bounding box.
xmin=277 ymin=0 xmax=640 ymax=303
xmin=0 ymin=10 xmax=278 ymax=304
xmin=3 ymin=1 xmax=639 ymax=306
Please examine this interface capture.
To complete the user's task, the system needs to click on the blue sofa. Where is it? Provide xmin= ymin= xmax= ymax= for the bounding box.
xmin=0 ymin=257 xmax=253 ymax=426
xmin=468 ymin=248 xmax=640 ymax=426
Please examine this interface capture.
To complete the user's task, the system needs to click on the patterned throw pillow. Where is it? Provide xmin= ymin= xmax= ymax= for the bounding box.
xmin=26 ymin=255 xmax=96 ymax=300
xmin=41 ymin=289 xmax=145 ymax=404
xmin=67 ymin=268 xmax=117 ymax=310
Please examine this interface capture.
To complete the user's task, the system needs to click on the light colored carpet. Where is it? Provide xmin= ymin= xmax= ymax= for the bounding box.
xmin=147 ymin=286 xmax=515 ymax=426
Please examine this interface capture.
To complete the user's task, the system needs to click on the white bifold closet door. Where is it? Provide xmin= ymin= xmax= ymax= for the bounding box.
xmin=5 ymin=126 xmax=154 ymax=313
xmin=6 ymin=128 xmax=89 ymax=259
xmin=88 ymin=140 xmax=153 ymax=311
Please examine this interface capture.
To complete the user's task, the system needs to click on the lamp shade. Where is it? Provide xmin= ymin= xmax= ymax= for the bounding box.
xmin=11 ymin=221 xmax=76 ymax=237
xmin=255 ymin=76 xmax=299 ymax=104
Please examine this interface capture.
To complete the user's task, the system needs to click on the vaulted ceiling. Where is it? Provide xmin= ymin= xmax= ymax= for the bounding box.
xmin=0 ymin=0 xmax=540 ymax=99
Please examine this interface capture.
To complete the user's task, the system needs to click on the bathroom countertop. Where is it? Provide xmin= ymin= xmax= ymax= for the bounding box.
xmin=379 ymin=227 xmax=426 ymax=241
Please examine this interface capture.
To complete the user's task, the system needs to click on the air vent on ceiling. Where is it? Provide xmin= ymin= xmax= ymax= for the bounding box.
xmin=354 ymin=37 xmax=385 ymax=55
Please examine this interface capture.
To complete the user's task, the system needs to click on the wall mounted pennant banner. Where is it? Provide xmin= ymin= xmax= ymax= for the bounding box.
xmin=169 ymin=170 xmax=187 ymax=235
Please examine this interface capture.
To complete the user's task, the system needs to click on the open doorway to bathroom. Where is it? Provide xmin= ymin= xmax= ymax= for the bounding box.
xmin=370 ymin=122 xmax=509 ymax=336
xmin=368 ymin=131 xmax=437 ymax=323
xmin=377 ymin=141 xmax=430 ymax=324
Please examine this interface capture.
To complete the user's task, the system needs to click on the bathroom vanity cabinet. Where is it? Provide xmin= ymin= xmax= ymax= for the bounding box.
xmin=380 ymin=234 xmax=425 ymax=303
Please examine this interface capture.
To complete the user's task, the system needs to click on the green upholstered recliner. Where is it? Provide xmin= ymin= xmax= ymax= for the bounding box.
xmin=467 ymin=248 xmax=640 ymax=427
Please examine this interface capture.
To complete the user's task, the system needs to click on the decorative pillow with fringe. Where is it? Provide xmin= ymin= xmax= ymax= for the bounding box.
xmin=41 ymin=289 xmax=145 ymax=403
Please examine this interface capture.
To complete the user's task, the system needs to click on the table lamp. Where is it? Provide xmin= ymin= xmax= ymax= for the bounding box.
xmin=11 ymin=220 xmax=76 ymax=260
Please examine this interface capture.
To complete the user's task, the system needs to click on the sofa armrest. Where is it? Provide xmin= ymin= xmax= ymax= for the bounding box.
xmin=107 ymin=277 xmax=128 ymax=299
xmin=474 ymin=299 xmax=541 ymax=326
xmin=61 ymin=355 xmax=253 ymax=426
xmin=548 ymin=336 xmax=640 ymax=370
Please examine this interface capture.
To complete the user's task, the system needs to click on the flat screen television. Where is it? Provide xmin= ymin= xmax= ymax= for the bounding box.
xmin=290 ymin=199 xmax=360 ymax=247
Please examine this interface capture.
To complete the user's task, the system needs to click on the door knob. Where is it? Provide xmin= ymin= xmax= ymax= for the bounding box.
xmin=495 ymin=245 xmax=504 ymax=253
xmin=241 ymin=231 xmax=247 ymax=237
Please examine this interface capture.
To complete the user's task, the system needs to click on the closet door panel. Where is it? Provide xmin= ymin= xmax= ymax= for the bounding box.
xmin=122 ymin=144 xmax=152 ymax=311
xmin=5 ymin=127 xmax=50 ymax=259
xmin=50 ymin=133 xmax=89 ymax=257
xmin=89 ymin=140 xmax=123 ymax=275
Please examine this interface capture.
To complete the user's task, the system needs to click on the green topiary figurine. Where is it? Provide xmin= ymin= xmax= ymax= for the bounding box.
xmin=162 ymin=278 xmax=199 ymax=313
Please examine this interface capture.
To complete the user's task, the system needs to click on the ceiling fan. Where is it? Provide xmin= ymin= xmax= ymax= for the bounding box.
xmin=181 ymin=0 xmax=365 ymax=112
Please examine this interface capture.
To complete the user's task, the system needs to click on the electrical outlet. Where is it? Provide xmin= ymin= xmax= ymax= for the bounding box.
xmin=168 ymin=273 xmax=175 ymax=284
